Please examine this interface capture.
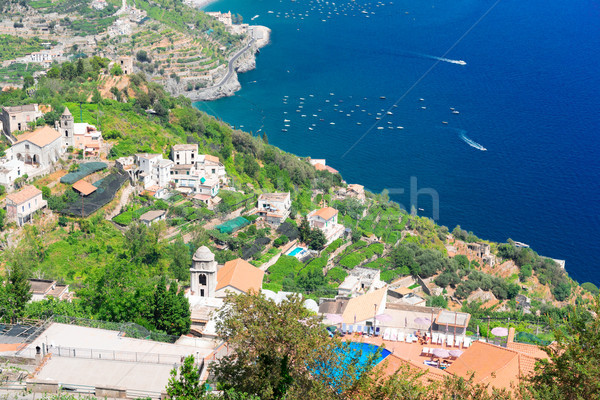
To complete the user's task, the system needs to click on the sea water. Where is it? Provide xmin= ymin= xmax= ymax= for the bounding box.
xmin=196 ymin=0 xmax=600 ymax=285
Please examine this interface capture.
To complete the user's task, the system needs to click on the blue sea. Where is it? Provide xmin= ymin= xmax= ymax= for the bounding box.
xmin=196 ymin=0 xmax=600 ymax=285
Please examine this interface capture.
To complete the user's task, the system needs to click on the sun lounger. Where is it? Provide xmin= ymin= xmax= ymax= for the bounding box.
xmin=421 ymin=347 xmax=430 ymax=356
xmin=390 ymin=329 xmax=398 ymax=341
xmin=374 ymin=326 xmax=381 ymax=337
xmin=447 ymin=335 xmax=454 ymax=347
xmin=383 ymin=328 xmax=391 ymax=340
xmin=432 ymin=333 xmax=439 ymax=344
xmin=368 ymin=326 xmax=374 ymax=336
xmin=341 ymin=323 xmax=347 ymax=335
xmin=348 ymin=325 xmax=355 ymax=334
xmin=455 ymin=336 xmax=463 ymax=347
xmin=463 ymin=337 xmax=471 ymax=348
xmin=398 ymin=331 xmax=405 ymax=342
xmin=437 ymin=334 xmax=445 ymax=345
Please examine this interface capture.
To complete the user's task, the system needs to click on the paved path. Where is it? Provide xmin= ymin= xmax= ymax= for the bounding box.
xmin=214 ymin=39 xmax=255 ymax=87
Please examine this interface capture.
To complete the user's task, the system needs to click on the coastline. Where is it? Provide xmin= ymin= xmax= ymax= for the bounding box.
xmin=183 ymin=24 xmax=271 ymax=101
xmin=185 ymin=0 xmax=221 ymax=11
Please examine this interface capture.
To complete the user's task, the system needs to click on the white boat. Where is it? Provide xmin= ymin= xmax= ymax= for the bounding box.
xmin=452 ymin=110 xmax=460 ymax=114
xmin=442 ymin=121 xmax=448 ymax=124
xmin=251 ymin=15 xmax=259 ymax=20
xmin=387 ymin=111 xmax=393 ymax=115
xmin=330 ymin=122 xmax=335 ymax=125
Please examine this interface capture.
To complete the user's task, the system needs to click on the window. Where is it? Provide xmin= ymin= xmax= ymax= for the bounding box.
xmin=200 ymin=289 xmax=205 ymax=297
xmin=65 ymin=130 xmax=68 ymax=137
xmin=199 ymin=274 xmax=207 ymax=285
xmin=176 ymin=154 xmax=180 ymax=159
xmin=212 ymin=169 xmax=216 ymax=174
xmin=25 ymin=144 xmax=29 ymax=150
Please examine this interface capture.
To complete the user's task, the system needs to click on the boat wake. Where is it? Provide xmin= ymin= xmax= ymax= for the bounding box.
xmin=412 ymin=52 xmax=467 ymax=66
xmin=458 ymin=131 xmax=486 ymax=151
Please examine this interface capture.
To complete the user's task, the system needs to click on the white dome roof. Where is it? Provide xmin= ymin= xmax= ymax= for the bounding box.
xmin=193 ymin=246 xmax=215 ymax=262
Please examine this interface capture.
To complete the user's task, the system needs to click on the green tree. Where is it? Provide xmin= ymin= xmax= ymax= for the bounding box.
xmin=92 ymin=88 xmax=102 ymax=103
xmin=76 ymin=58 xmax=85 ymax=77
xmin=298 ymin=217 xmax=310 ymax=243
xmin=527 ymin=296 xmax=600 ymax=399
xmin=0 ymin=265 xmax=32 ymax=323
xmin=23 ymin=75 xmax=34 ymax=89
xmin=307 ymin=228 xmax=326 ymax=250
xmin=169 ymin=239 xmax=192 ymax=281
xmin=111 ymin=64 xmax=123 ymax=76
xmin=166 ymin=355 xmax=204 ymax=400
xmin=213 ymin=293 xmax=358 ymax=400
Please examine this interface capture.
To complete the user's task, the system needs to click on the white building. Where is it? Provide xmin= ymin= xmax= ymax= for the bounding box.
xmin=139 ymin=209 xmax=167 ymax=226
xmin=11 ymin=126 xmax=63 ymax=169
xmin=307 ymin=206 xmax=345 ymax=245
xmin=256 ymin=192 xmax=291 ymax=226
xmin=1 ymin=104 xmax=43 ymax=135
xmin=135 ymin=153 xmax=173 ymax=189
xmin=196 ymin=154 xmax=227 ymax=184
xmin=5 ymin=185 xmax=47 ymax=226
xmin=171 ymin=144 xmax=198 ymax=165
xmin=0 ymin=157 xmax=25 ymax=188
xmin=55 ymin=108 xmax=103 ymax=155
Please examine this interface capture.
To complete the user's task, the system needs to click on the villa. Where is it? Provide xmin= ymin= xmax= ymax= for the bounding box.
xmin=5 ymin=185 xmax=47 ymax=226
xmin=307 ymin=206 xmax=345 ymax=245
xmin=10 ymin=126 xmax=63 ymax=169
xmin=256 ymin=192 xmax=291 ymax=226
xmin=0 ymin=104 xmax=43 ymax=135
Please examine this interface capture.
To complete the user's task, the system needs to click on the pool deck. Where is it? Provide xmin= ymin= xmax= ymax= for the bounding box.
xmin=343 ymin=333 xmax=458 ymax=373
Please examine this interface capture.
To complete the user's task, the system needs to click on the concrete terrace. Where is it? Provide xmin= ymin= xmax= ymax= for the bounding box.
xmin=21 ymin=323 xmax=221 ymax=396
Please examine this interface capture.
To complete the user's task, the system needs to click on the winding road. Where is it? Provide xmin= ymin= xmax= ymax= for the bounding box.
xmin=214 ymin=38 xmax=255 ymax=87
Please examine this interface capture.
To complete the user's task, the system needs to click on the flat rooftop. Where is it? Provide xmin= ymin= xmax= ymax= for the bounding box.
xmin=27 ymin=323 xmax=217 ymax=356
xmin=24 ymin=323 xmax=220 ymax=395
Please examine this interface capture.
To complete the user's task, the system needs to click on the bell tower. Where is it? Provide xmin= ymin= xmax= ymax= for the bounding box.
xmin=190 ymin=246 xmax=218 ymax=298
xmin=56 ymin=107 xmax=74 ymax=147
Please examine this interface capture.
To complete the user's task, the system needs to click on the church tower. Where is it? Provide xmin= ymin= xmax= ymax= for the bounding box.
xmin=56 ymin=107 xmax=74 ymax=147
xmin=190 ymin=246 xmax=218 ymax=298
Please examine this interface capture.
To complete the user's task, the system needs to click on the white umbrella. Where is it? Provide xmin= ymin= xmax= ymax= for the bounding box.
xmin=491 ymin=327 xmax=509 ymax=337
xmin=432 ymin=348 xmax=450 ymax=358
xmin=326 ymin=314 xmax=343 ymax=324
xmin=375 ymin=314 xmax=393 ymax=322
xmin=449 ymin=350 xmax=463 ymax=358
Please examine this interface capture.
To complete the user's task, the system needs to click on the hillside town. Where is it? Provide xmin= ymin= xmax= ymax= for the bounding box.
xmin=0 ymin=2 xmax=595 ymax=398
xmin=0 ymin=100 xmax=584 ymax=399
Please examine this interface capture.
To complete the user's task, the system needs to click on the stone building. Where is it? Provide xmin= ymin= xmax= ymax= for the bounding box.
xmin=190 ymin=246 xmax=219 ymax=298
xmin=1 ymin=104 xmax=43 ymax=135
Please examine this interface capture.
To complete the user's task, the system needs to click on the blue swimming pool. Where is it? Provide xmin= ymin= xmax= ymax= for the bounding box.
xmin=312 ymin=342 xmax=391 ymax=390
xmin=287 ymin=246 xmax=304 ymax=256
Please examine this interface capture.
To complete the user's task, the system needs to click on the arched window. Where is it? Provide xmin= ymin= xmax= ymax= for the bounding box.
xmin=199 ymin=274 xmax=207 ymax=285
xmin=65 ymin=130 xmax=68 ymax=137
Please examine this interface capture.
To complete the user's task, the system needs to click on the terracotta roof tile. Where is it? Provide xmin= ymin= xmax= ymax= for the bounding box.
xmin=72 ymin=180 xmax=97 ymax=196
xmin=6 ymin=185 xmax=42 ymax=204
xmin=216 ymin=258 xmax=264 ymax=294
xmin=311 ymin=206 xmax=338 ymax=221
xmin=16 ymin=126 xmax=61 ymax=148
xmin=341 ymin=288 xmax=387 ymax=324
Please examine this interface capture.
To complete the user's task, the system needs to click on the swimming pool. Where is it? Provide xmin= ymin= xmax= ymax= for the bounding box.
xmin=312 ymin=342 xmax=391 ymax=389
xmin=287 ymin=246 xmax=304 ymax=256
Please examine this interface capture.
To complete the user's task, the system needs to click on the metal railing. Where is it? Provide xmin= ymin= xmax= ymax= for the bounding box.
xmin=19 ymin=345 xmax=187 ymax=366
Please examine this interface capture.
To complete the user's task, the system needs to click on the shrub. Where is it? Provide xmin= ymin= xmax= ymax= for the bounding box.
xmin=582 ymin=282 xmax=600 ymax=295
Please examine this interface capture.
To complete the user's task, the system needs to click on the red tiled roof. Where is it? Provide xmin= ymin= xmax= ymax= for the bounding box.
xmin=311 ymin=206 xmax=338 ymax=221
xmin=16 ymin=126 xmax=61 ymax=148
xmin=216 ymin=259 xmax=264 ymax=294
xmin=72 ymin=180 xmax=97 ymax=196
xmin=6 ymin=185 xmax=41 ymax=204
